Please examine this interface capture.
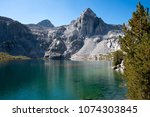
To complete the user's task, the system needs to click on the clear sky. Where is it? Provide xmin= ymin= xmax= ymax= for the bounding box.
xmin=0 ymin=0 xmax=149 ymax=26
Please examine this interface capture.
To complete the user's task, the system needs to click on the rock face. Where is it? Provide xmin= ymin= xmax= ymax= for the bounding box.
xmin=44 ymin=8 xmax=122 ymax=60
xmin=64 ymin=8 xmax=121 ymax=38
xmin=49 ymin=38 xmax=67 ymax=54
xmin=44 ymin=38 xmax=67 ymax=60
xmin=71 ymin=30 xmax=123 ymax=60
xmin=0 ymin=16 xmax=44 ymax=58
xmin=0 ymin=8 xmax=123 ymax=60
xmin=112 ymin=60 xmax=125 ymax=73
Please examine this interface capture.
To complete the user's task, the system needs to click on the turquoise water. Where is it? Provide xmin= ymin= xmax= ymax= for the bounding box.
xmin=0 ymin=60 xmax=127 ymax=100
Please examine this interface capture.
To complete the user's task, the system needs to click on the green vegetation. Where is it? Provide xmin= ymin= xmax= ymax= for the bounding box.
xmin=120 ymin=3 xmax=150 ymax=99
xmin=99 ymin=53 xmax=113 ymax=60
xmin=113 ymin=50 xmax=124 ymax=66
xmin=0 ymin=52 xmax=30 ymax=62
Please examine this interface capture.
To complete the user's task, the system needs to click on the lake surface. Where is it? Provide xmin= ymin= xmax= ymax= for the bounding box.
xmin=0 ymin=60 xmax=127 ymax=100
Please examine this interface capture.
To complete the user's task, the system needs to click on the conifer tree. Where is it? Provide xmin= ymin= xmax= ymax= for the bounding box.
xmin=121 ymin=3 xmax=150 ymax=99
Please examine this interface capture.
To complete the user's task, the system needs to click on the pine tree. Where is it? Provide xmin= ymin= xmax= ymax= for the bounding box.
xmin=113 ymin=50 xmax=123 ymax=66
xmin=121 ymin=3 xmax=150 ymax=99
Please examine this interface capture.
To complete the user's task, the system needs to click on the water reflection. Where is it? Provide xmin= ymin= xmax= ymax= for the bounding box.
xmin=0 ymin=60 xmax=126 ymax=100
xmin=44 ymin=60 xmax=126 ymax=100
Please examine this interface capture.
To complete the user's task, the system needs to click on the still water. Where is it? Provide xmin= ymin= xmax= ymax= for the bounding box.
xmin=0 ymin=60 xmax=127 ymax=100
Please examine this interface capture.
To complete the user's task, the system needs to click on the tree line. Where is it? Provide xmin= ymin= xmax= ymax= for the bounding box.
xmin=114 ymin=3 xmax=150 ymax=99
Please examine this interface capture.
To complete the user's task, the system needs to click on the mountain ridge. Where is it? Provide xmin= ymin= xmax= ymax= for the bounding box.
xmin=0 ymin=16 xmax=44 ymax=58
xmin=43 ymin=8 xmax=122 ymax=60
xmin=0 ymin=8 xmax=123 ymax=60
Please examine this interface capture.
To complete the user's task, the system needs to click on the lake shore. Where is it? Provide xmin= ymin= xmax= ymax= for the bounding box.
xmin=0 ymin=52 xmax=30 ymax=62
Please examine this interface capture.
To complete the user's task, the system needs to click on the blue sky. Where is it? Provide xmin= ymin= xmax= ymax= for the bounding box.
xmin=0 ymin=0 xmax=149 ymax=26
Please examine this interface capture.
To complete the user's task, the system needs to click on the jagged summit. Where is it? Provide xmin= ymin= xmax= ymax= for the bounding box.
xmin=81 ymin=8 xmax=96 ymax=18
xmin=37 ymin=19 xmax=54 ymax=28
xmin=65 ymin=8 xmax=113 ymax=37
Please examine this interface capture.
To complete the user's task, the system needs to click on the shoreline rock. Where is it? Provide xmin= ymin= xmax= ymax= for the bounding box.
xmin=112 ymin=60 xmax=124 ymax=73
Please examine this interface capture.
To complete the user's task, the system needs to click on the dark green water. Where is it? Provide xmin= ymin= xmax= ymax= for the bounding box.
xmin=0 ymin=60 xmax=127 ymax=100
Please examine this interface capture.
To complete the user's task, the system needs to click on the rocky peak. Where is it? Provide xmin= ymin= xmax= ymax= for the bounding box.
xmin=37 ymin=19 xmax=54 ymax=28
xmin=81 ymin=8 xmax=96 ymax=18
xmin=68 ymin=8 xmax=107 ymax=37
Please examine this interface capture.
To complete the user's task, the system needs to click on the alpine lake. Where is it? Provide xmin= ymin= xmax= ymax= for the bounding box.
xmin=0 ymin=60 xmax=127 ymax=100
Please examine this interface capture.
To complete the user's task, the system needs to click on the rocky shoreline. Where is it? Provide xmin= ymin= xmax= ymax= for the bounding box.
xmin=112 ymin=60 xmax=124 ymax=73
